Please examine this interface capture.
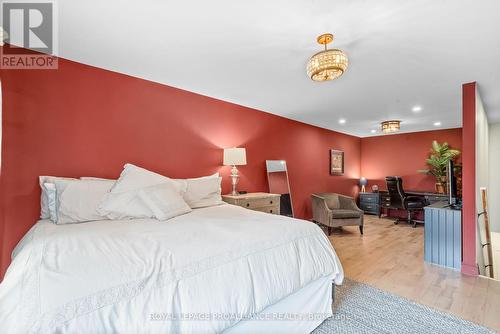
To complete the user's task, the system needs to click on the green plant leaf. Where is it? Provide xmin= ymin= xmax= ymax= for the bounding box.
xmin=421 ymin=140 xmax=461 ymax=182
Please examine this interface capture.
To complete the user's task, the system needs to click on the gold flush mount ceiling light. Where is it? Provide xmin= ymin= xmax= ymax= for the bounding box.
xmin=307 ymin=33 xmax=348 ymax=82
xmin=381 ymin=120 xmax=401 ymax=133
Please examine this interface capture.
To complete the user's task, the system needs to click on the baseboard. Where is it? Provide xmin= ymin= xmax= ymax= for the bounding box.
xmin=461 ymin=262 xmax=479 ymax=276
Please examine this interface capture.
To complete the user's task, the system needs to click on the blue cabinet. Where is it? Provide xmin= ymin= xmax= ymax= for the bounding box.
xmin=424 ymin=203 xmax=462 ymax=270
xmin=359 ymin=192 xmax=380 ymax=215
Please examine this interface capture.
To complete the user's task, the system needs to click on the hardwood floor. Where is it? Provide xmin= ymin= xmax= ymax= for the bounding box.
xmin=327 ymin=214 xmax=500 ymax=332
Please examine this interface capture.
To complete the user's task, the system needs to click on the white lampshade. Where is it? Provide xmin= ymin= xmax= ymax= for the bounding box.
xmin=223 ymin=148 xmax=247 ymax=166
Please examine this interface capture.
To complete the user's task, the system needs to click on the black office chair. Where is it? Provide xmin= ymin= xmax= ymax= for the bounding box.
xmin=385 ymin=176 xmax=427 ymax=228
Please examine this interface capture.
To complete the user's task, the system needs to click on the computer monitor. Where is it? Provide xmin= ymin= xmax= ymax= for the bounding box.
xmin=447 ymin=160 xmax=458 ymax=205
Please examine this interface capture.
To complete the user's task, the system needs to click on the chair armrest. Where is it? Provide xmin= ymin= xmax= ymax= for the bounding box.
xmin=311 ymin=194 xmax=332 ymax=225
xmin=338 ymin=195 xmax=363 ymax=213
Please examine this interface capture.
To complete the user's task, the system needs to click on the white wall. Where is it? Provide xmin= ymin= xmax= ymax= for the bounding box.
xmin=476 ymin=87 xmax=489 ymax=276
xmin=489 ymin=123 xmax=500 ymax=233
xmin=492 ymin=232 xmax=500 ymax=280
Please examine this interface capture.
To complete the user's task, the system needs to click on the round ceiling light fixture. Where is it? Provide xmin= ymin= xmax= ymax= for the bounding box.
xmin=381 ymin=120 xmax=401 ymax=133
xmin=307 ymin=33 xmax=348 ymax=82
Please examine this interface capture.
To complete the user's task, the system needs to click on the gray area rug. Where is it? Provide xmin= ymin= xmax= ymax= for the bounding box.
xmin=313 ymin=278 xmax=497 ymax=334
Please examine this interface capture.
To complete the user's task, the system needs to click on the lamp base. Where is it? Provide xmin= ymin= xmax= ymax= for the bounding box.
xmin=361 ymin=185 xmax=366 ymax=193
xmin=230 ymin=166 xmax=240 ymax=195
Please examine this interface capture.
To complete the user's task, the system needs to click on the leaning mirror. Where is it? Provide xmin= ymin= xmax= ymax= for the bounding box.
xmin=266 ymin=160 xmax=294 ymax=217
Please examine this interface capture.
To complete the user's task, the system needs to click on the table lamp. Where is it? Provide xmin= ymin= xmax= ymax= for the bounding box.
xmin=359 ymin=177 xmax=368 ymax=193
xmin=223 ymin=147 xmax=247 ymax=195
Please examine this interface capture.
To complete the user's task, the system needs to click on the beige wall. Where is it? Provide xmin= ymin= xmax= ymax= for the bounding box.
xmin=492 ymin=232 xmax=500 ymax=280
xmin=476 ymin=87 xmax=489 ymax=276
xmin=489 ymin=123 xmax=500 ymax=233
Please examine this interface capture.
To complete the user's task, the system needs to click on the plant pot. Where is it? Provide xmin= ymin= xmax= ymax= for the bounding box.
xmin=435 ymin=183 xmax=445 ymax=194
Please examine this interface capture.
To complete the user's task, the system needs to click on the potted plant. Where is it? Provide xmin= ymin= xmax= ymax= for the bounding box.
xmin=418 ymin=141 xmax=461 ymax=194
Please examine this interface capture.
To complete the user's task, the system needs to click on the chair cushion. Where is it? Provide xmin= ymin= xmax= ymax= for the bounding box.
xmin=323 ymin=195 xmax=340 ymax=210
xmin=405 ymin=196 xmax=427 ymax=209
xmin=331 ymin=209 xmax=362 ymax=219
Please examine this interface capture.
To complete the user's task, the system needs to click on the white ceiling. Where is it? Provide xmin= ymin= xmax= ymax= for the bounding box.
xmin=32 ymin=1 xmax=500 ymax=136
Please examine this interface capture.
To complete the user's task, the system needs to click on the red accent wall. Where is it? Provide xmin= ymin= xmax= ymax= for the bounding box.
xmin=0 ymin=56 xmax=361 ymax=278
xmin=360 ymin=129 xmax=462 ymax=192
xmin=461 ymin=82 xmax=478 ymax=275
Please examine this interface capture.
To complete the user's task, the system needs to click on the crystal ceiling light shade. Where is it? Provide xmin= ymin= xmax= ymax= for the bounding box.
xmin=381 ymin=120 xmax=401 ymax=133
xmin=307 ymin=33 xmax=348 ymax=82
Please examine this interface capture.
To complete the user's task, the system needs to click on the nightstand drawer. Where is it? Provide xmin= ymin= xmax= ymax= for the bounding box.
xmin=239 ymin=197 xmax=279 ymax=209
xmin=222 ymin=193 xmax=281 ymax=216
xmin=252 ymin=205 xmax=280 ymax=215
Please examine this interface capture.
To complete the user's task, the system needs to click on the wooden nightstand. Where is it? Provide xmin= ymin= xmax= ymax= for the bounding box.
xmin=222 ymin=192 xmax=281 ymax=215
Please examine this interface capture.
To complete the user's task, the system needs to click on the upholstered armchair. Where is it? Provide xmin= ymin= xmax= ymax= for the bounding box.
xmin=311 ymin=193 xmax=364 ymax=235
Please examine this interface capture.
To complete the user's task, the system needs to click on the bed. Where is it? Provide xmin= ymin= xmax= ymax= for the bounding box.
xmin=0 ymin=204 xmax=343 ymax=333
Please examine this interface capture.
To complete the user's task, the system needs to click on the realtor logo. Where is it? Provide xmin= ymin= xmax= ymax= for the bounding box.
xmin=1 ymin=1 xmax=58 ymax=69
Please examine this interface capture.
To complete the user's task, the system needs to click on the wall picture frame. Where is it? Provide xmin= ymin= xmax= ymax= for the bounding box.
xmin=330 ymin=149 xmax=344 ymax=175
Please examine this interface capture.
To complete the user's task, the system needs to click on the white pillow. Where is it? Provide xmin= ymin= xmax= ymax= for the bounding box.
xmin=43 ymin=183 xmax=57 ymax=222
xmin=138 ymin=183 xmax=192 ymax=221
xmin=177 ymin=172 xmax=219 ymax=182
xmin=80 ymin=177 xmax=116 ymax=181
xmin=173 ymin=173 xmax=218 ymax=193
xmin=110 ymin=164 xmax=184 ymax=193
xmin=173 ymin=172 xmax=221 ymax=208
xmin=54 ymin=179 xmax=114 ymax=224
xmin=183 ymin=176 xmax=224 ymax=208
xmin=98 ymin=164 xmax=183 ymax=220
xmin=39 ymin=176 xmax=76 ymax=219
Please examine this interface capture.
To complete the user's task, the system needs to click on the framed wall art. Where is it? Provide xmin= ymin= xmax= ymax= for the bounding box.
xmin=330 ymin=149 xmax=344 ymax=175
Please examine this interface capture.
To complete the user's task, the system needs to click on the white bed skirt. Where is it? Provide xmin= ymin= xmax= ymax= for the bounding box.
xmin=224 ymin=274 xmax=334 ymax=333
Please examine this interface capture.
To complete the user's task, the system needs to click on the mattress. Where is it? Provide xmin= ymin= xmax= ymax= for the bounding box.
xmin=0 ymin=204 xmax=343 ymax=333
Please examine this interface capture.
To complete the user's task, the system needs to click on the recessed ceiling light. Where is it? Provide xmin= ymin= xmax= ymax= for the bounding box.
xmin=433 ymin=121 xmax=442 ymax=127
xmin=338 ymin=118 xmax=346 ymax=125
xmin=371 ymin=129 xmax=377 ymax=134
xmin=412 ymin=106 xmax=422 ymax=113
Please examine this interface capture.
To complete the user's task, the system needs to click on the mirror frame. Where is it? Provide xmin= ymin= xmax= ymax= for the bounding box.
xmin=266 ymin=160 xmax=294 ymax=217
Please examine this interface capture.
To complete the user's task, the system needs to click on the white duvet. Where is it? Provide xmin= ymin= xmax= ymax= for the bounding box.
xmin=0 ymin=204 xmax=343 ymax=333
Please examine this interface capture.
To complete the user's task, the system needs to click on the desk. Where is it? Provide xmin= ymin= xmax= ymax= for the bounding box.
xmin=359 ymin=191 xmax=448 ymax=217
xmin=379 ymin=190 xmax=448 ymax=218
